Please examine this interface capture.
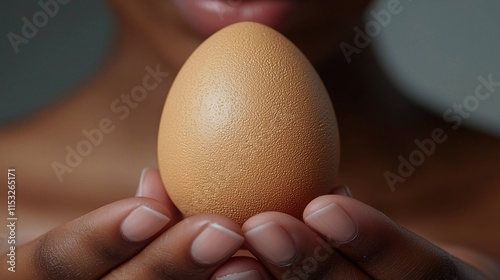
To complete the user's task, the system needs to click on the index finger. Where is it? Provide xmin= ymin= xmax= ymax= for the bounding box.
xmin=0 ymin=197 xmax=173 ymax=280
xmin=304 ymin=195 xmax=487 ymax=279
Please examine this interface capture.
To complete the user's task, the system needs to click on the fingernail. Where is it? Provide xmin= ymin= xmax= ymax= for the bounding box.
xmin=135 ymin=168 xmax=149 ymax=197
xmin=304 ymin=203 xmax=357 ymax=245
xmin=121 ymin=206 xmax=170 ymax=242
xmin=216 ymin=270 xmax=261 ymax=280
xmin=332 ymin=185 xmax=353 ymax=198
xmin=244 ymin=222 xmax=296 ymax=266
xmin=191 ymin=223 xmax=244 ymax=265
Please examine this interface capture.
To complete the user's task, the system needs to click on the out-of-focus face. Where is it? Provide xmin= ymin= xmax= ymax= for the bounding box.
xmin=169 ymin=0 xmax=372 ymax=63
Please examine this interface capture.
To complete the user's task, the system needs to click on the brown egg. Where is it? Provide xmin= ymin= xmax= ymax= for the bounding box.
xmin=158 ymin=22 xmax=339 ymax=224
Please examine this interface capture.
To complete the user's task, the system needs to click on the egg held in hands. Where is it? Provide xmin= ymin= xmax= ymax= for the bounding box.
xmin=158 ymin=22 xmax=339 ymax=225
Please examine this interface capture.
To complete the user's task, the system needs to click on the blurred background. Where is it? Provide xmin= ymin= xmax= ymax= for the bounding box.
xmin=370 ymin=0 xmax=500 ymax=137
xmin=0 ymin=0 xmax=114 ymax=125
xmin=1 ymin=0 xmax=499 ymax=136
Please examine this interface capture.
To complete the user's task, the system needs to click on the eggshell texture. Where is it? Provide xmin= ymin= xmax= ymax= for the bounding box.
xmin=158 ymin=22 xmax=339 ymax=224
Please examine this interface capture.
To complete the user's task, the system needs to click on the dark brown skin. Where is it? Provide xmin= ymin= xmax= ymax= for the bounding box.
xmin=1 ymin=0 xmax=499 ymax=279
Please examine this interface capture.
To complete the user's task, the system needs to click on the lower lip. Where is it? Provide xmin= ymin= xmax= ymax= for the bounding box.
xmin=173 ymin=0 xmax=298 ymax=37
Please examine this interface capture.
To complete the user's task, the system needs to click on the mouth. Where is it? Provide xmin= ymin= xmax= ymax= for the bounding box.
xmin=173 ymin=0 xmax=299 ymax=37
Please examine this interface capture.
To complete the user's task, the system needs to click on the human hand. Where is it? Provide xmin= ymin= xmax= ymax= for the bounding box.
xmin=0 ymin=169 xmax=272 ymax=280
xmin=242 ymin=187 xmax=500 ymax=279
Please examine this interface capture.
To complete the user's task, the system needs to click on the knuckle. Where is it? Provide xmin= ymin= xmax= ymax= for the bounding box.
xmin=84 ymin=228 xmax=127 ymax=264
xmin=34 ymin=229 xmax=87 ymax=280
xmin=33 ymin=220 xmax=124 ymax=280
xmin=147 ymin=248 xmax=207 ymax=280
xmin=152 ymin=261 xmax=204 ymax=280
xmin=345 ymin=235 xmax=386 ymax=265
xmin=419 ymin=252 xmax=460 ymax=280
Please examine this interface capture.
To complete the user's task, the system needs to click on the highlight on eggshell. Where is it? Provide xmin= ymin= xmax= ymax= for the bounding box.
xmin=158 ymin=21 xmax=340 ymax=225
